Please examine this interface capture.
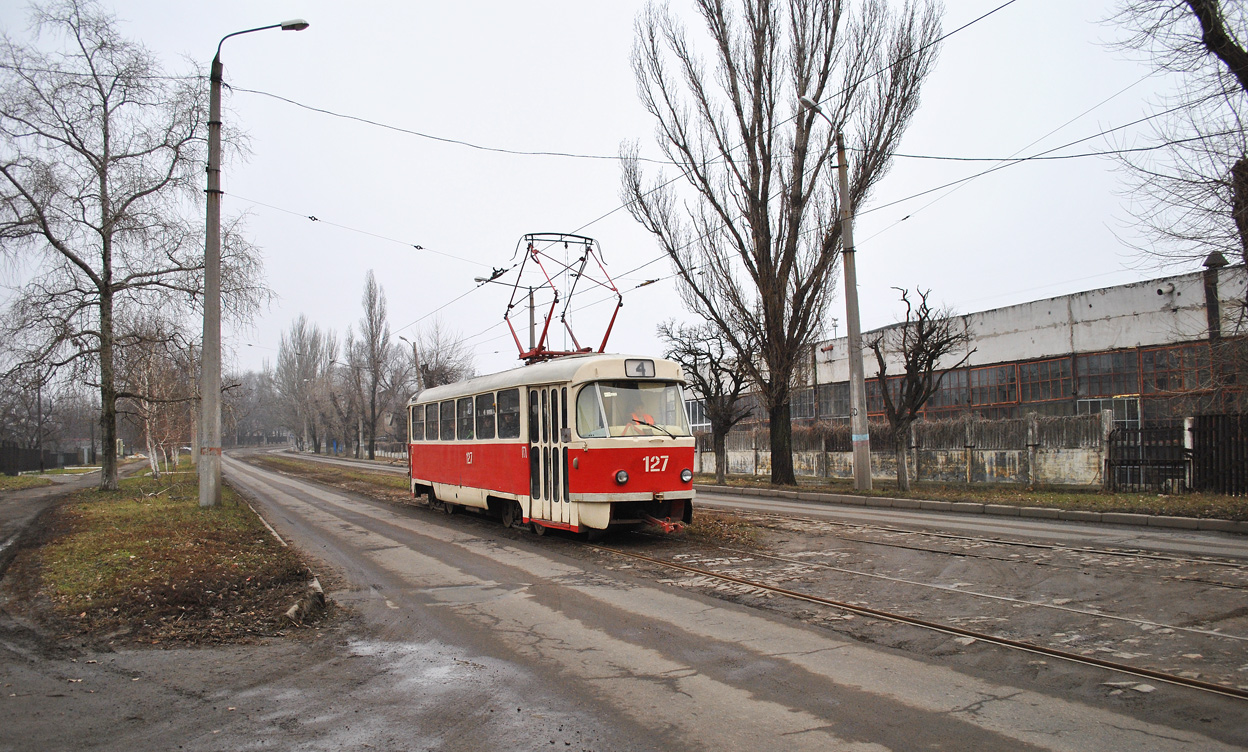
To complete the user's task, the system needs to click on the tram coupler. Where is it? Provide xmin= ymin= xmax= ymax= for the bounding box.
xmin=643 ymin=514 xmax=685 ymax=534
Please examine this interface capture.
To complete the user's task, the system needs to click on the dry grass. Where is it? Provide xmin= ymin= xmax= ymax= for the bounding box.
xmin=685 ymin=509 xmax=760 ymax=547
xmin=4 ymin=465 xmax=315 ymax=645
xmin=251 ymin=455 xmax=411 ymax=501
xmin=0 ymin=475 xmax=54 ymax=491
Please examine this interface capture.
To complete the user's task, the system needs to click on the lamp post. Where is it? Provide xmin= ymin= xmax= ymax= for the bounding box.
xmin=799 ymin=96 xmax=872 ymax=491
xmin=200 ymin=19 xmax=309 ymax=508
xmin=397 ymin=335 xmax=423 ymax=392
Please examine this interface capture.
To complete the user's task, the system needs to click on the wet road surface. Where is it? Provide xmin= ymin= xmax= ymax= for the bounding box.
xmin=207 ymin=455 xmax=1245 ymax=751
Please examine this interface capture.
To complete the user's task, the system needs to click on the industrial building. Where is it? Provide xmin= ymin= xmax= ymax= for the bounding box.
xmin=689 ymin=256 xmax=1247 ymax=432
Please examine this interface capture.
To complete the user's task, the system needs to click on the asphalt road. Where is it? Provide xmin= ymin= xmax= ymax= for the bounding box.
xmin=3 ymin=455 xmax=1245 ymax=750
xmin=217 ymin=455 xmax=1242 ymax=751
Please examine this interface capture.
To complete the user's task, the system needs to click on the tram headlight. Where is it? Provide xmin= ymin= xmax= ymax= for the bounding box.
xmin=615 ymin=470 xmax=629 ymax=485
xmin=680 ymin=468 xmax=693 ymax=483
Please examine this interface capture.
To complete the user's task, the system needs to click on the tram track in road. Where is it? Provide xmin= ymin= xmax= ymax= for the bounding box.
xmin=589 ymin=542 xmax=1248 ymax=703
xmin=702 ymin=505 xmax=1248 ymax=592
xmin=236 ymin=453 xmax=1248 ymax=700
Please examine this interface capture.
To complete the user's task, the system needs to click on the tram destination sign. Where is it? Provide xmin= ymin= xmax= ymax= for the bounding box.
xmin=625 ymin=359 xmax=656 ymax=378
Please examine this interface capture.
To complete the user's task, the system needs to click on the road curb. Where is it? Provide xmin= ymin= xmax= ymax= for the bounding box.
xmin=285 ymin=576 xmax=326 ymax=624
xmin=694 ymin=484 xmax=1248 ymax=535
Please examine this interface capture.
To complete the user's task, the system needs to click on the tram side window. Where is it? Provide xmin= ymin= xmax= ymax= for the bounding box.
xmin=475 ymin=393 xmax=496 ymax=440
xmin=529 ymin=390 xmax=540 ymax=443
xmin=410 ymin=406 xmax=423 ymax=442
xmin=457 ymin=397 xmax=475 ymax=440
xmin=439 ymin=400 xmax=455 ymax=440
xmin=425 ymin=404 xmax=439 ymax=440
xmin=497 ymin=389 xmax=521 ymax=439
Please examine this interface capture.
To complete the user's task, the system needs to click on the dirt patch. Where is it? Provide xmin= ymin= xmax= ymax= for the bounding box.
xmin=0 ymin=471 xmax=327 ymax=648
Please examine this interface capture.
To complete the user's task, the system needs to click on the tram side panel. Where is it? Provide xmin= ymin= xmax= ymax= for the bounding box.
xmin=410 ymin=440 xmax=528 ymax=508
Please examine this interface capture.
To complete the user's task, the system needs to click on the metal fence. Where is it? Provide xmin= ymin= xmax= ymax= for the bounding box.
xmin=1106 ymin=426 xmax=1188 ymax=494
xmin=0 ymin=442 xmax=79 ymax=476
xmin=1191 ymin=414 xmax=1247 ymax=496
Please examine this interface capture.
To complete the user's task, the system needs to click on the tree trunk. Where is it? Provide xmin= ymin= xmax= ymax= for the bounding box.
xmin=895 ymin=441 xmax=910 ymax=493
xmin=98 ymin=288 xmax=119 ymax=491
xmin=368 ymin=389 xmax=377 ymax=460
xmin=713 ymin=429 xmax=728 ymax=485
xmin=769 ymin=401 xmax=796 ymax=485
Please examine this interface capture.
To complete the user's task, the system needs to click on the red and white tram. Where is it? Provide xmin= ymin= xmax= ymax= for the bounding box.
xmin=406 ymin=353 xmax=695 ymax=537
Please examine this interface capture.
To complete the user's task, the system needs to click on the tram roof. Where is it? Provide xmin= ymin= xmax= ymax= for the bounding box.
xmin=408 ymin=353 xmax=684 ymax=405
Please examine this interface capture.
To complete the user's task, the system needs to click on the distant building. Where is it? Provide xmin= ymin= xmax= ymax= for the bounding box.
xmin=689 ymin=258 xmax=1246 ymax=431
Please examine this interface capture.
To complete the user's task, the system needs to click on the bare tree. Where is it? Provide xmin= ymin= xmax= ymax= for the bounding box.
xmin=1111 ymin=1 xmax=1248 ymax=270
xmin=658 ymin=320 xmax=753 ymax=484
xmin=358 ymin=270 xmax=390 ymax=460
xmin=0 ymin=1 xmax=266 ymax=489
xmin=274 ymin=315 xmax=335 ymax=452
xmin=866 ymin=287 xmax=973 ymax=492
xmin=416 ymin=318 xmax=475 ymax=389
xmin=622 ymin=0 xmax=943 ymax=485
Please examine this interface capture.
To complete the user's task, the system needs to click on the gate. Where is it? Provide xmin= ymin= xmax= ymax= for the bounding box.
xmin=1106 ymin=426 xmax=1187 ymax=493
xmin=1191 ymin=414 xmax=1247 ymax=496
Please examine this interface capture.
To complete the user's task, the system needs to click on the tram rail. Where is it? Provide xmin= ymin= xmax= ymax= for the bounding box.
xmin=590 ymin=542 xmax=1248 ymax=702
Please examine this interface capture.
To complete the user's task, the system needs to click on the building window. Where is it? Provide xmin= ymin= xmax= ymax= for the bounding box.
xmin=1142 ymin=344 xmax=1212 ymax=394
xmin=792 ymin=387 xmax=815 ymax=419
xmin=969 ymin=365 xmax=1017 ymax=406
xmin=686 ymin=398 xmax=709 ymax=429
xmin=926 ymin=369 xmax=969 ymax=410
xmin=818 ymin=382 xmax=850 ymax=418
xmin=1078 ymin=396 xmax=1140 ymax=429
xmin=1019 ymin=358 xmax=1072 ymax=403
xmin=866 ymin=376 xmax=901 ymax=415
xmin=1076 ymin=351 xmax=1140 ymax=397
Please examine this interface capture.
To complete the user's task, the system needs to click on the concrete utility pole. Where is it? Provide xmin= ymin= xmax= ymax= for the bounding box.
xmin=836 ymin=132 xmax=873 ymax=491
xmin=800 ymin=96 xmax=872 ymax=490
xmin=199 ymin=19 xmax=308 ymax=508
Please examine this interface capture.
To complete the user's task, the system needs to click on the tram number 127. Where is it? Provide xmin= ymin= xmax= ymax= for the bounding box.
xmin=643 ymin=455 xmax=669 ymax=473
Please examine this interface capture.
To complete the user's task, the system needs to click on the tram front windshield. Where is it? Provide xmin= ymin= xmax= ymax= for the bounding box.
xmin=576 ymin=381 xmax=691 ymax=438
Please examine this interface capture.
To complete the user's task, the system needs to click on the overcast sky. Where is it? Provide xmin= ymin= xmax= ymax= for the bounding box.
xmin=0 ymin=0 xmax=1197 ymax=378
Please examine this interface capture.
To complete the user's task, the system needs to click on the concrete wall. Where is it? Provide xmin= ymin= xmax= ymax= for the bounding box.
xmin=698 ymin=412 xmax=1113 ymax=488
xmin=699 ymin=445 xmax=1106 ymax=487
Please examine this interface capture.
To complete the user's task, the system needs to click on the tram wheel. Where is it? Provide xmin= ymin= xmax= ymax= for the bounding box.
xmin=502 ymin=501 xmax=520 ymax=529
xmin=443 ymin=501 xmax=456 ymax=515
xmin=585 ymin=528 xmax=607 ymax=543
xmin=530 ymin=521 xmax=547 ymax=536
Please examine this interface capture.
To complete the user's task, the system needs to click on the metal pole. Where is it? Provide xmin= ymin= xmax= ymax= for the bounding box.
xmin=837 ymin=132 xmax=872 ymax=491
xmin=528 ymin=287 xmax=536 ymax=351
xmin=198 ymin=20 xmax=307 ymax=507
xmin=198 ymin=53 xmax=224 ymax=508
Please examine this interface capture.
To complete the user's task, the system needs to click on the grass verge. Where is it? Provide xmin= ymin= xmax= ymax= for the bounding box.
xmin=3 ymin=465 xmax=319 ymax=645
xmin=698 ymin=473 xmax=1248 ymax=521
xmin=0 ymin=475 xmax=54 ymax=491
xmin=252 ymin=455 xmax=411 ymax=501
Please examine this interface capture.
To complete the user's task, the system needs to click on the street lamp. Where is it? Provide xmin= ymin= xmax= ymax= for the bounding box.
xmin=200 ymin=19 xmax=309 ymax=508
xmin=397 ymin=335 xmax=423 ymax=392
xmin=799 ymin=95 xmax=872 ymax=491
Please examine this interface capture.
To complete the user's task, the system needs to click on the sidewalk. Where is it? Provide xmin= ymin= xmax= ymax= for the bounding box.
xmin=696 ymin=483 xmax=1248 ymax=535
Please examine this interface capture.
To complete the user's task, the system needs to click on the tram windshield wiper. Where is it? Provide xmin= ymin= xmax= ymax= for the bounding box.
xmin=632 ymin=417 xmax=675 ymax=439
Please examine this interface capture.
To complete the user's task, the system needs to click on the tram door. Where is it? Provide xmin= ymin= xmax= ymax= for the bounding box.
xmin=528 ymin=385 xmax=572 ymax=525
